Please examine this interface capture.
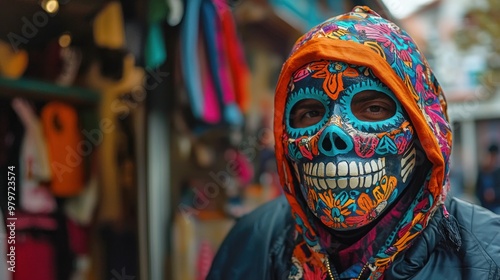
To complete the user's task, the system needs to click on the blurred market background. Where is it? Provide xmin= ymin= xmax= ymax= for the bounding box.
xmin=0 ymin=0 xmax=499 ymax=279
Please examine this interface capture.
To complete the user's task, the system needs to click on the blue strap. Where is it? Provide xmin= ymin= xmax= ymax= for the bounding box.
xmin=180 ymin=0 xmax=204 ymax=119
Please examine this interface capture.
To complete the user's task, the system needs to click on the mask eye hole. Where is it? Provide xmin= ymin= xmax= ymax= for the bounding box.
xmin=351 ymin=90 xmax=396 ymax=121
xmin=289 ymin=99 xmax=326 ymax=128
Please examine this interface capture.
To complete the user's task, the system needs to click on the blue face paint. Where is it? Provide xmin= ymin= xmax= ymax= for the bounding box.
xmin=340 ymin=79 xmax=405 ymax=133
xmin=285 ymin=87 xmax=331 ymax=139
xmin=284 ymin=61 xmax=417 ymax=231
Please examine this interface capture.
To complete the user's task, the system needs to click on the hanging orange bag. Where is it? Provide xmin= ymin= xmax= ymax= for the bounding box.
xmin=41 ymin=102 xmax=85 ymax=197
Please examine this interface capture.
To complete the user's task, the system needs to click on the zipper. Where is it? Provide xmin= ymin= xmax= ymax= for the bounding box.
xmin=325 ymin=258 xmax=377 ymax=280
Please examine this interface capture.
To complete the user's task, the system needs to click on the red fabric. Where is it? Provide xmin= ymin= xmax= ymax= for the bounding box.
xmin=13 ymin=234 xmax=54 ymax=280
xmin=214 ymin=12 xmax=236 ymax=106
xmin=66 ymin=218 xmax=89 ymax=255
xmin=214 ymin=0 xmax=250 ymax=112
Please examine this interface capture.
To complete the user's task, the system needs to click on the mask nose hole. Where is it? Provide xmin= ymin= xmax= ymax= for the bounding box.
xmin=319 ymin=126 xmax=353 ymax=156
xmin=321 ymin=137 xmax=347 ymax=151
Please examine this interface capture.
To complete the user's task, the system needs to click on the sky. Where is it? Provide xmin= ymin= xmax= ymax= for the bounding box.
xmin=381 ymin=0 xmax=437 ymax=19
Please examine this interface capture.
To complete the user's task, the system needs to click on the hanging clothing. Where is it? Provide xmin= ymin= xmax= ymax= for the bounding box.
xmin=202 ymin=0 xmax=243 ymax=125
xmin=41 ymin=102 xmax=85 ymax=197
xmin=180 ymin=0 xmax=249 ymax=125
xmin=213 ymin=0 xmax=250 ymax=113
xmin=14 ymin=233 xmax=55 ymax=280
xmin=11 ymin=98 xmax=55 ymax=213
xmin=12 ymin=211 xmax=62 ymax=280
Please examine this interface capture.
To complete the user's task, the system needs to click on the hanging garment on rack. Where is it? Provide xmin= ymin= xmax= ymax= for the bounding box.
xmin=14 ymin=234 xmax=55 ymax=280
xmin=11 ymin=98 xmax=56 ymax=213
xmin=41 ymin=102 xmax=85 ymax=197
xmin=180 ymin=0 xmax=205 ymax=121
xmin=201 ymin=0 xmax=242 ymax=126
xmin=198 ymin=30 xmax=222 ymax=124
xmin=13 ymin=211 xmax=58 ymax=280
xmin=13 ymin=209 xmax=75 ymax=280
xmin=181 ymin=0 xmax=250 ymax=125
xmin=214 ymin=0 xmax=251 ymax=113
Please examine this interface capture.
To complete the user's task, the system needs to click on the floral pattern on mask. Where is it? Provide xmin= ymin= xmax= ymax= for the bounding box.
xmin=284 ymin=61 xmax=417 ymax=231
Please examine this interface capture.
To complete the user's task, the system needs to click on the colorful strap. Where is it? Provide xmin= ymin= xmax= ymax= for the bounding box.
xmin=180 ymin=0 xmax=205 ymax=120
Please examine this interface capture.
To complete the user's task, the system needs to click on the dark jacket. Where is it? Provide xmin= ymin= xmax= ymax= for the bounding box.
xmin=207 ymin=195 xmax=500 ymax=280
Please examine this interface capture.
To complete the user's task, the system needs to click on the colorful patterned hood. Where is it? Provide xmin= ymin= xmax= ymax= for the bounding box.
xmin=273 ymin=6 xmax=452 ymax=278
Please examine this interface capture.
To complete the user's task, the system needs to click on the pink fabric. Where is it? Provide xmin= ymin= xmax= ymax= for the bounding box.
xmin=196 ymin=239 xmax=215 ymax=280
xmin=15 ymin=212 xmax=57 ymax=231
xmin=198 ymin=31 xmax=221 ymax=123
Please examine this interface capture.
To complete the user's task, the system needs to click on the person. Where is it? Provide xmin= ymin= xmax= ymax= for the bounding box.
xmin=207 ymin=6 xmax=500 ymax=280
xmin=475 ymin=143 xmax=500 ymax=213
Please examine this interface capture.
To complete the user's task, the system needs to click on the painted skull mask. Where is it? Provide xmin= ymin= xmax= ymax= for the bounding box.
xmin=284 ymin=60 xmax=417 ymax=231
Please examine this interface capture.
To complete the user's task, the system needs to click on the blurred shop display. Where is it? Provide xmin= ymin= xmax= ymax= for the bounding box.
xmin=453 ymin=0 xmax=500 ymax=96
xmin=0 ymin=0 xmax=390 ymax=280
xmin=447 ymin=0 xmax=500 ymax=199
xmin=0 ymin=0 xmax=145 ymax=279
